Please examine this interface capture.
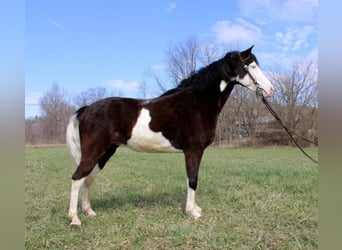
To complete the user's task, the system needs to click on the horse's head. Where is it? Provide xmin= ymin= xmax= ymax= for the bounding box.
xmin=225 ymin=46 xmax=274 ymax=98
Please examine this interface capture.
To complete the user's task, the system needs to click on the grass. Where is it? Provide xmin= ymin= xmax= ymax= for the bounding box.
xmin=25 ymin=146 xmax=318 ymax=249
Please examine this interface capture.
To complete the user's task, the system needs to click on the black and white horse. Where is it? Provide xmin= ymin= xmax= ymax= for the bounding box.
xmin=66 ymin=46 xmax=274 ymax=227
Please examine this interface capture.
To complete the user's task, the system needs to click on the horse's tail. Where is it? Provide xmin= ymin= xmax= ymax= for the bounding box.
xmin=66 ymin=106 xmax=87 ymax=166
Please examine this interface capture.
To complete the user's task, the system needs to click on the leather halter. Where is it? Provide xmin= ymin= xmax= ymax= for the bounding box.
xmin=238 ymin=54 xmax=263 ymax=97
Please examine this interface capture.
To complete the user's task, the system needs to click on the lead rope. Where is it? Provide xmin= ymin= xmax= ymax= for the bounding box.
xmin=260 ymin=95 xmax=318 ymax=164
xmin=239 ymin=54 xmax=318 ymax=164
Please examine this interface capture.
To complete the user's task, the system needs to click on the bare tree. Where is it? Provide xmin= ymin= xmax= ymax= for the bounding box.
xmin=267 ymin=59 xmax=318 ymax=144
xmin=25 ymin=117 xmax=35 ymax=144
xmin=39 ymin=83 xmax=74 ymax=143
xmin=214 ymin=100 xmax=236 ymax=146
xmin=144 ymin=70 xmax=169 ymax=96
xmin=200 ymin=43 xmax=220 ymax=65
xmin=166 ymin=37 xmax=201 ymax=86
xmin=149 ymin=37 xmax=221 ymax=94
xmin=138 ymin=81 xmax=149 ymax=99
xmin=73 ymin=87 xmax=108 ymax=107
xmin=270 ymin=60 xmax=317 ymax=107
xmin=234 ymin=86 xmax=264 ymax=138
xmin=25 ymin=117 xmax=45 ymax=145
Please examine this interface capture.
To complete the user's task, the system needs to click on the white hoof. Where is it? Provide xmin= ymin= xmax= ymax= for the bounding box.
xmin=186 ymin=204 xmax=203 ymax=219
xmin=69 ymin=216 xmax=81 ymax=227
xmin=194 ymin=204 xmax=202 ymax=214
xmin=83 ymin=207 xmax=97 ymax=217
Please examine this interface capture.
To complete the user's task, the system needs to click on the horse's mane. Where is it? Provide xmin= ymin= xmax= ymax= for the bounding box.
xmin=160 ymin=60 xmax=224 ymax=97
xmin=160 ymin=50 xmax=251 ymax=97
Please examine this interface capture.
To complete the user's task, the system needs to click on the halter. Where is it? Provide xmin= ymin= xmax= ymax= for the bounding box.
xmin=238 ymin=53 xmax=318 ymax=164
xmin=238 ymin=54 xmax=263 ymax=98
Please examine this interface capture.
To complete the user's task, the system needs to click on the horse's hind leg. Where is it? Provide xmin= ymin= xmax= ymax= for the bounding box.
xmin=81 ymin=145 xmax=118 ymax=217
xmin=68 ymin=143 xmax=118 ymax=227
xmin=81 ymin=164 xmax=101 ymax=216
xmin=68 ymin=159 xmax=98 ymax=227
xmin=69 ymin=178 xmax=85 ymax=227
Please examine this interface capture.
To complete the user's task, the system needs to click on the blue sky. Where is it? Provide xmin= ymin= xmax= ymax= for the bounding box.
xmin=25 ymin=0 xmax=318 ymax=118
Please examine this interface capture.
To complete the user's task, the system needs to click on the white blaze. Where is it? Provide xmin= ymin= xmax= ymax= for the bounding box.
xmin=127 ymin=108 xmax=180 ymax=153
xmin=234 ymin=61 xmax=274 ymax=97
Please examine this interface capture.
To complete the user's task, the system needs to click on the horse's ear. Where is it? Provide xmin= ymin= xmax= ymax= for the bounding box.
xmin=240 ymin=45 xmax=254 ymax=60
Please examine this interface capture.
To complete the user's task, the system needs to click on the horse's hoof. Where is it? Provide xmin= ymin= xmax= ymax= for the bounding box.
xmin=192 ymin=210 xmax=202 ymax=220
xmin=186 ymin=207 xmax=203 ymax=219
xmin=70 ymin=223 xmax=81 ymax=228
xmin=69 ymin=217 xmax=81 ymax=228
xmin=83 ymin=208 xmax=97 ymax=217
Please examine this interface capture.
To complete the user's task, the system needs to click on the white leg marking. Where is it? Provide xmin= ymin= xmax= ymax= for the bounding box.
xmin=82 ymin=165 xmax=100 ymax=216
xmin=185 ymin=178 xmax=202 ymax=219
xmin=68 ymin=178 xmax=85 ymax=227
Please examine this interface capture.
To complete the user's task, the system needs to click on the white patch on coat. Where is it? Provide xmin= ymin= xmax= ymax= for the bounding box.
xmin=66 ymin=113 xmax=81 ymax=166
xmin=219 ymin=80 xmax=228 ymax=92
xmin=234 ymin=61 xmax=274 ymax=97
xmin=127 ymin=108 xmax=181 ymax=153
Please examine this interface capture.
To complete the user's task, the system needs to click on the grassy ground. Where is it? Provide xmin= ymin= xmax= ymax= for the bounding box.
xmin=25 ymin=146 xmax=318 ymax=249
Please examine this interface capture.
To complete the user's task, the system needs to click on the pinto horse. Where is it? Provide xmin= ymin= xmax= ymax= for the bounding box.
xmin=66 ymin=46 xmax=274 ymax=227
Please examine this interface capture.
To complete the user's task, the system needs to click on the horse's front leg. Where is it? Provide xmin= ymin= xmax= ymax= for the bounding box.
xmin=184 ymin=149 xmax=204 ymax=219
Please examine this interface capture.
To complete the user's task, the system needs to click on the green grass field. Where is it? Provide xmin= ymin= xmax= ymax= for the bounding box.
xmin=25 ymin=146 xmax=318 ymax=249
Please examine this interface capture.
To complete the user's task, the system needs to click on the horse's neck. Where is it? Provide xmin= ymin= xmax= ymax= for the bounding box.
xmin=203 ymin=79 xmax=235 ymax=115
xmin=217 ymin=81 xmax=235 ymax=112
xmin=189 ymin=80 xmax=235 ymax=128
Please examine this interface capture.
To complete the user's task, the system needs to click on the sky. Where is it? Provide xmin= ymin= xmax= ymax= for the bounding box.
xmin=25 ymin=0 xmax=318 ymax=118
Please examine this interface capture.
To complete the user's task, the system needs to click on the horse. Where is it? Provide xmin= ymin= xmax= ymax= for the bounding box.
xmin=66 ymin=46 xmax=274 ymax=227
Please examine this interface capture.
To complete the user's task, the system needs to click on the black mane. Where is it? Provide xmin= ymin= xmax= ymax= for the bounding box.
xmin=160 ymin=50 xmax=257 ymax=97
xmin=160 ymin=59 xmax=226 ymax=97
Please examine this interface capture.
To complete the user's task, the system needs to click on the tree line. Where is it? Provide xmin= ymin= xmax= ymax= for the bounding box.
xmin=25 ymin=38 xmax=317 ymax=146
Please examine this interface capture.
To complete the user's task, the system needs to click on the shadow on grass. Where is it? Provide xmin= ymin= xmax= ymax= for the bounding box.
xmin=91 ymin=189 xmax=185 ymax=212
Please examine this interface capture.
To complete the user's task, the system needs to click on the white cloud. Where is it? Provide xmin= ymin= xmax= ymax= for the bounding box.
xmin=258 ymin=48 xmax=317 ymax=72
xmin=275 ymin=25 xmax=315 ymax=52
xmin=211 ymin=19 xmax=262 ymax=45
xmin=280 ymin=0 xmax=318 ymax=22
xmin=258 ymin=51 xmax=294 ymax=71
xmin=48 ymin=19 xmax=64 ymax=30
xmin=166 ymin=2 xmax=177 ymax=13
xmin=106 ymin=80 xmax=140 ymax=91
xmin=238 ymin=0 xmax=318 ymax=23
